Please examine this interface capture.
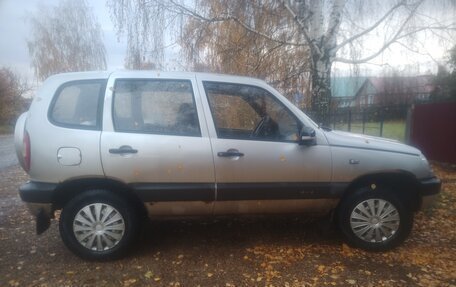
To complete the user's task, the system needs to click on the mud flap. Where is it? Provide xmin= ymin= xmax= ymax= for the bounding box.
xmin=36 ymin=208 xmax=51 ymax=235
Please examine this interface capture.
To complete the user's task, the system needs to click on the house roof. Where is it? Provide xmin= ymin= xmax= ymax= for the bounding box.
xmin=363 ymin=75 xmax=435 ymax=95
xmin=331 ymin=77 xmax=367 ymax=98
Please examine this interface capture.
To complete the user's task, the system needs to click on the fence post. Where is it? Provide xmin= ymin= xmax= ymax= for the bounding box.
xmin=362 ymin=109 xmax=366 ymax=134
xmin=379 ymin=108 xmax=384 ymax=137
xmin=348 ymin=109 xmax=352 ymax=132
xmin=405 ymin=105 xmax=413 ymax=144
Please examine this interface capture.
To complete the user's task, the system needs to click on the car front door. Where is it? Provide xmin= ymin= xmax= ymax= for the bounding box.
xmin=100 ymin=72 xmax=215 ymax=215
xmin=198 ymin=79 xmax=334 ymax=214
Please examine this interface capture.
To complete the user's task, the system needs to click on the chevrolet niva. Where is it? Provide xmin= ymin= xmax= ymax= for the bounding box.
xmin=15 ymin=71 xmax=440 ymax=260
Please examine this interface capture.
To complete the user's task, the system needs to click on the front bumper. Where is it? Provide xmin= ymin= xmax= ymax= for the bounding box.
xmin=19 ymin=181 xmax=58 ymax=234
xmin=418 ymin=177 xmax=441 ymax=209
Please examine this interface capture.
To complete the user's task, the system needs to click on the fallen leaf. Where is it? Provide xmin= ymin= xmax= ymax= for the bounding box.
xmin=144 ymin=271 xmax=153 ymax=279
xmin=123 ymin=279 xmax=137 ymax=287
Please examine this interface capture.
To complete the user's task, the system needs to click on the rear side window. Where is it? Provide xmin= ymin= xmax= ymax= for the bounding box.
xmin=49 ymin=80 xmax=106 ymax=130
xmin=113 ymin=79 xmax=201 ymax=137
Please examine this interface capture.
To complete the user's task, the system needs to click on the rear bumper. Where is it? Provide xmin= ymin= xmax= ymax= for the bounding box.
xmin=19 ymin=181 xmax=57 ymax=203
xmin=418 ymin=177 xmax=441 ymax=209
xmin=19 ymin=181 xmax=58 ymax=234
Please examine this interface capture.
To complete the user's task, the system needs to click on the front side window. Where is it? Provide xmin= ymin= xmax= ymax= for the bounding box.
xmin=204 ymin=82 xmax=301 ymax=142
xmin=50 ymin=80 xmax=105 ymax=129
xmin=113 ymin=79 xmax=201 ymax=137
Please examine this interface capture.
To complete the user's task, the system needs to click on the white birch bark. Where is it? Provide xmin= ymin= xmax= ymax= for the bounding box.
xmin=301 ymin=0 xmax=346 ymax=124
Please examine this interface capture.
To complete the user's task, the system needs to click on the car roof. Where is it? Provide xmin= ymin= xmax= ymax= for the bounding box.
xmin=49 ymin=70 xmax=267 ymax=85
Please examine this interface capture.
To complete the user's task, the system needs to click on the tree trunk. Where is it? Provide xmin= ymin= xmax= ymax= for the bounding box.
xmin=303 ymin=0 xmax=343 ymax=126
xmin=310 ymin=55 xmax=332 ymax=126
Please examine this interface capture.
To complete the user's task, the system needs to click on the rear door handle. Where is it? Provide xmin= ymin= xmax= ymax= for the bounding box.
xmin=109 ymin=145 xmax=138 ymax=154
xmin=217 ymin=149 xmax=244 ymax=157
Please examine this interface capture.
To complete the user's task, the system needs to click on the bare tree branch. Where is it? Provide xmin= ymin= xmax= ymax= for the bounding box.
xmin=334 ymin=1 xmax=427 ymax=64
xmin=334 ymin=0 xmax=408 ymax=51
xmin=336 ymin=23 xmax=456 ymax=64
xmin=395 ymin=40 xmax=440 ymax=64
xmin=280 ymin=0 xmax=318 ymax=54
xmin=166 ymin=0 xmax=306 ymax=47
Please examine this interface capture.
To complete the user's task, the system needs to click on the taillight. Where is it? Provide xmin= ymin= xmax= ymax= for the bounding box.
xmin=23 ymin=130 xmax=31 ymax=172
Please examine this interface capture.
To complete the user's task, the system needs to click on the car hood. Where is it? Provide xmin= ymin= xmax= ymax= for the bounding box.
xmin=323 ymin=129 xmax=421 ymax=156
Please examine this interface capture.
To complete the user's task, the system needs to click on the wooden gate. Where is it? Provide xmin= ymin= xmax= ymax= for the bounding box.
xmin=409 ymin=101 xmax=456 ymax=164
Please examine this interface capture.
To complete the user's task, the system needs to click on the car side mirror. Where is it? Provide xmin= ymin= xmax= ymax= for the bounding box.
xmin=299 ymin=126 xmax=316 ymax=146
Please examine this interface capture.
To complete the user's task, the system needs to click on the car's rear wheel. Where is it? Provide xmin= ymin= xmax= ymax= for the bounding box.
xmin=59 ymin=190 xmax=140 ymax=260
xmin=337 ymin=187 xmax=413 ymax=251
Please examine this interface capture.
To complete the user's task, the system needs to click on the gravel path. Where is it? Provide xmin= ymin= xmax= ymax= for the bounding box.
xmin=0 ymin=135 xmax=17 ymax=170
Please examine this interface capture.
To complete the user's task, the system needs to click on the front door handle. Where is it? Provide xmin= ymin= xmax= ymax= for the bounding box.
xmin=109 ymin=145 xmax=138 ymax=154
xmin=217 ymin=149 xmax=244 ymax=157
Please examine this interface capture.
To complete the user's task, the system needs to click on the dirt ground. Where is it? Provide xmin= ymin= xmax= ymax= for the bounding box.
xmin=0 ymin=164 xmax=455 ymax=287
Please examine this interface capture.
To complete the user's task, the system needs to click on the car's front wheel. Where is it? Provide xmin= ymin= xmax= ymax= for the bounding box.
xmin=59 ymin=190 xmax=140 ymax=260
xmin=337 ymin=187 xmax=413 ymax=251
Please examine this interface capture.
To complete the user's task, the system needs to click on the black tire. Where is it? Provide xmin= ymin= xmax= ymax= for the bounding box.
xmin=59 ymin=189 xmax=140 ymax=260
xmin=337 ymin=187 xmax=413 ymax=251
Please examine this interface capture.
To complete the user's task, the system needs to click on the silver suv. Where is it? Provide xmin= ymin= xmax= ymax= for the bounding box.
xmin=15 ymin=71 xmax=440 ymax=260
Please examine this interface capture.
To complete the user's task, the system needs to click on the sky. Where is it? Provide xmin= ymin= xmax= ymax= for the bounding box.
xmin=0 ymin=0 xmax=126 ymax=85
xmin=0 ymin=0 xmax=454 ymax=86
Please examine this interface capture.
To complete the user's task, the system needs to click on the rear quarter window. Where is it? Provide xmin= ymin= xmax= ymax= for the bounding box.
xmin=49 ymin=80 xmax=106 ymax=130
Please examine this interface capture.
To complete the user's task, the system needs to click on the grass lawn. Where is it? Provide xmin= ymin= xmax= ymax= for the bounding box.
xmin=333 ymin=120 xmax=406 ymax=142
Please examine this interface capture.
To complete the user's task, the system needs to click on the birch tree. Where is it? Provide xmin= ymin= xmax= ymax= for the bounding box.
xmin=108 ymin=0 xmax=455 ymax=124
xmin=107 ymin=0 xmax=167 ymax=69
xmin=27 ymin=0 xmax=107 ymax=80
xmin=181 ymin=0 xmax=310 ymax=104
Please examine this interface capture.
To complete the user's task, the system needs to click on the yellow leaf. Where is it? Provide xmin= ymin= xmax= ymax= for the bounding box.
xmin=123 ymin=279 xmax=137 ymax=287
xmin=207 ymin=273 xmax=214 ymax=278
xmin=145 ymin=271 xmax=153 ymax=279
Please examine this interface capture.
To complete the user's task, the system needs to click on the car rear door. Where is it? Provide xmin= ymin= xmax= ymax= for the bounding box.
xmin=100 ymin=72 xmax=216 ymax=215
xmin=196 ymin=75 xmax=334 ymax=214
